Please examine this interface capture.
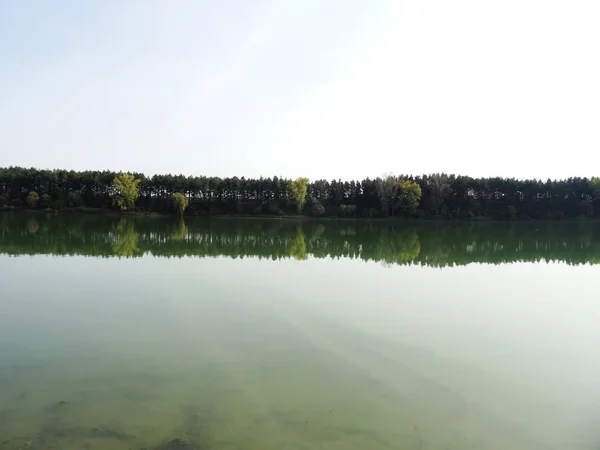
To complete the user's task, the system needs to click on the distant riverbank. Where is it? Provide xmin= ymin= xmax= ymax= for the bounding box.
xmin=2 ymin=167 xmax=600 ymax=222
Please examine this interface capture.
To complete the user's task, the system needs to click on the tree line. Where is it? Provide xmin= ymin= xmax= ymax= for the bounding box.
xmin=1 ymin=166 xmax=600 ymax=220
xmin=2 ymin=214 xmax=600 ymax=266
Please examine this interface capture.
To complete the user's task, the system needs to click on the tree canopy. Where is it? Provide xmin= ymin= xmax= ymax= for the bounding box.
xmin=289 ymin=177 xmax=309 ymax=213
xmin=171 ymin=192 xmax=189 ymax=216
xmin=1 ymin=166 xmax=600 ymax=220
xmin=112 ymin=173 xmax=141 ymax=211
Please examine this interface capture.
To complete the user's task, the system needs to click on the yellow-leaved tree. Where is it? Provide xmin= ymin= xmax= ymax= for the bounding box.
xmin=171 ymin=192 xmax=189 ymax=216
xmin=289 ymin=177 xmax=309 ymax=214
xmin=112 ymin=173 xmax=141 ymax=211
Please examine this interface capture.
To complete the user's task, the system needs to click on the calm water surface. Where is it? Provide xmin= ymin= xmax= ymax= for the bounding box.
xmin=1 ymin=214 xmax=600 ymax=450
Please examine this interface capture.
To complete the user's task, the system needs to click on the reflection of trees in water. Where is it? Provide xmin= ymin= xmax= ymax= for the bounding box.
xmin=310 ymin=224 xmax=325 ymax=239
xmin=171 ymin=219 xmax=188 ymax=241
xmin=289 ymin=227 xmax=307 ymax=261
xmin=2 ymin=214 xmax=600 ymax=266
xmin=372 ymin=229 xmax=421 ymax=267
xmin=26 ymin=216 xmax=39 ymax=234
xmin=111 ymin=219 xmax=141 ymax=257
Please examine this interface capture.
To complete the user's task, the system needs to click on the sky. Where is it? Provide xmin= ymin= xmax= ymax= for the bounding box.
xmin=1 ymin=0 xmax=599 ymax=181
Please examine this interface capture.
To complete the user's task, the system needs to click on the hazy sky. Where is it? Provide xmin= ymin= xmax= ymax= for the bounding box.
xmin=1 ymin=1 xmax=599 ymax=180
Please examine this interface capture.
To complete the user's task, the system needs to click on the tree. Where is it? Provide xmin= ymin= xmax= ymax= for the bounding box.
xmin=592 ymin=178 xmax=600 ymax=199
xmin=26 ymin=191 xmax=40 ymax=208
xmin=1 ymin=165 xmax=600 ymax=220
xmin=171 ymin=192 xmax=189 ymax=216
xmin=579 ymin=199 xmax=593 ymax=217
xmin=289 ymin=177 xmax=309 ymax=213
xmin=376 ymin=174 xmax=398 ymax=216
xmin=112 ymin=173 xmax=140 ymax=211
xmin=428 ymin=173 xmax=451 ymax=215
xmin=395 ymin=180 xmax=422 ymax=216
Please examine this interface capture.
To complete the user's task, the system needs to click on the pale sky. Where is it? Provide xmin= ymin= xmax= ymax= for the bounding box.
xmin=1 ymin=1 xmax=599 ymax=180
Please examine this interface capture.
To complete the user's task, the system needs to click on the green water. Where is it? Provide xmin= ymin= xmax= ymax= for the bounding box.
xmin=1 ymin=214 xmax=600 ymax=450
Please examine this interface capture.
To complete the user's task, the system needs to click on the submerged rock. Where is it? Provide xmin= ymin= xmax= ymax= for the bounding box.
xmin=44 ymin=400 xmax=70 ymax=413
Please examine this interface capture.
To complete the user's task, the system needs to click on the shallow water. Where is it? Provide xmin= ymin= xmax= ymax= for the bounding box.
xmin=1 ymin=214 xmax=600 ymax=449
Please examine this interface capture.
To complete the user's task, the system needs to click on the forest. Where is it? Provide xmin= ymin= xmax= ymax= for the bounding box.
xmin=1 ymin=166 xmax=600 ymax=220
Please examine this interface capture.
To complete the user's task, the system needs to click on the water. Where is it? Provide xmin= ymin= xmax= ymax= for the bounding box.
xmin=1 ymin=213 xmax=599 ymax=450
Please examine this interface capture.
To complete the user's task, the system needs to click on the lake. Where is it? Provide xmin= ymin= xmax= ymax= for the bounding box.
xmin=1 ymin=213 xmax=599 ymax=450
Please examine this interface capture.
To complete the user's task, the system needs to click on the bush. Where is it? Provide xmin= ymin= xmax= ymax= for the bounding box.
xmin=338 ymin=204 xmax=356 ymax=217
xmin=52 ymin=199 xmax=67 ymax=211
xmin=311 ymin=201 xmax=325 ymax=217
xmin=40 ymin=193 xmax=52 ymax=208
xmin=68 ymin=191 xmax=85 ymax=208
xmin=0 ymin=194 xmax=8 ymax=206
xmin=506 ymin=205 xmax=517 ymax=221
xmin=26 ymin=191 xmax=40 ymax=208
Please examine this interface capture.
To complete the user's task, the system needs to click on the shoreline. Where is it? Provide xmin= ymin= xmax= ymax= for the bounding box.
xmin=3 ymin=207 xmax=600 ymax=223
